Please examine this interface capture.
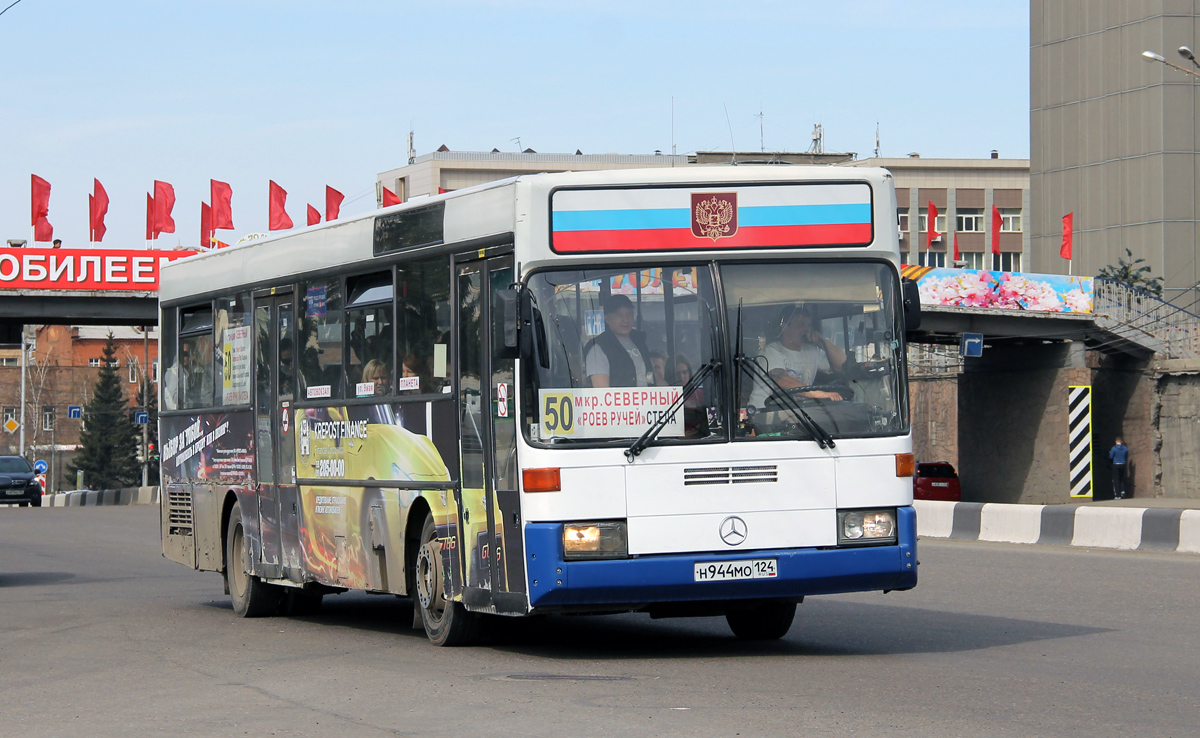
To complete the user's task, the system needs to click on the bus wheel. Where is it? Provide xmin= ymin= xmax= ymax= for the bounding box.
xmin=225 ymin=501 xmax=282 ymax=617
xmin=725 ymin=600 xmax=797 ymax=640
xmin=414 ymin=513 xmax=480 ymax=646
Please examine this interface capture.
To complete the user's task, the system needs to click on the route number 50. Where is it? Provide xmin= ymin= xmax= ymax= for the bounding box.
xmin=542 ymin=393 xmax=574 ymax=435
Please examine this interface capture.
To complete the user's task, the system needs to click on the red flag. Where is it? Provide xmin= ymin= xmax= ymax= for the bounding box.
xmin=382 ymin=186 xmax=401 ymax=207
xmin=1061 ymin=212 xmax=1073 ymax=260
xmin=952 ymin=231 xmax=960 ymax=263
xmin=146 ymin=193 xmax=155 ymax=240
xmin=325 ymin=186 xmax=344 ymax=221
xmin=213 ymin=239 xmax=231 ymax=249
xmin=307 ymin=204 xmax=321 ymax=226
xmin=269 ymin=180 xmax=293 ymax=230
xmin=90 ymin=178 xmax=109 ymax=242
xmin=31 ymin=174 xmax=53 ymax=242
xmin=925 ymin=202 xmax=939 ymax=249
xmin=154 ymin=180 xmax=176 ymax=234
xmin=210 ymin=179 xmax=234 ymax=230
xmin=201 ymin=202 xmax=213 ymax=249
xmin=991 ymin=205 xmax=1002 ymax=255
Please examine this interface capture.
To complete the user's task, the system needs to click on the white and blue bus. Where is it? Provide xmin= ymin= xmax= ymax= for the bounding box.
xmin=158 ymin=166 xmax=919 ymax=645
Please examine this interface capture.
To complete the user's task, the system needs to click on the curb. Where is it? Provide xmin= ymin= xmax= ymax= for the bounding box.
xmin=915 ymin=500 xmax=1200 ymax=554
xmin=43 ymin=487 xmax=160 ymax=507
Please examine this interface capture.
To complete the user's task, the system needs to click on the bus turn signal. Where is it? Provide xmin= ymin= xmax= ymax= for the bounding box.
xmin=895 ymin=453 xmax=916 ymax=477
xmin=523 ymin=468 xmax=561 ymax=492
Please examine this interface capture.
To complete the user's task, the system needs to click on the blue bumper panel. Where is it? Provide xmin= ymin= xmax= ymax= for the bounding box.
xmin=527 ymin=506 xmax=917 ymax=609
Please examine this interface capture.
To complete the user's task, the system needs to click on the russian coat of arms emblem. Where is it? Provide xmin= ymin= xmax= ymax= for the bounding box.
xmin=691 ymin=192 xmax=738 ymax=241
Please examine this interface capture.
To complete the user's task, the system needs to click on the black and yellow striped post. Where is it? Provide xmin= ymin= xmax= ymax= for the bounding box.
xmin=1068 ymin=385 xmax=1093 ymax=498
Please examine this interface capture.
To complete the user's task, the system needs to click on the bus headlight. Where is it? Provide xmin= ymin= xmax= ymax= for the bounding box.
xmin=837 ymin=509 xmax=897 ymax=546
xmin=562 ymin=521 xmax=628 ymax=560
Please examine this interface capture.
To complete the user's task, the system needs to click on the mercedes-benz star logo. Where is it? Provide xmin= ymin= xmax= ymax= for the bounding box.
xmin=719 ymin=516 xmax=747 ymax=546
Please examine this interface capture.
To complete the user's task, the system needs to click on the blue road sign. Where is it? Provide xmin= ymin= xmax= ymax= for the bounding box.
xmin=68 ymin=405 xmax=83 ymax=419
xmin=33 ymin=460 xmax=48 ymax=474
xmin=135 ymin=411 xmax=149 ymax=425
xmin=960 ymin=332 xmax=984 ymax=358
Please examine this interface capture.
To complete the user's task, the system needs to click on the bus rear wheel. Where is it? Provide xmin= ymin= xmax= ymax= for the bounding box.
xmin=725 ymin=600 xmax=797 ymax=640
xmin=225 ymin=501 xmax=282 ymax=617
xmin=414 ymin=513 xmax=481 ymax=646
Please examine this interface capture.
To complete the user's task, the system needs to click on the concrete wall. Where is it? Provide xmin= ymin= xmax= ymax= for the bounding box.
xmin=957 ymin=343 xmax=1091 ymax=504
xmin=1090 ymin=352 xmax=1155 ymax=500
xmin=909 ymin=376 xmax=959 ymax=467
xmin=1155 ymin=372 xmax=1200 ymax=498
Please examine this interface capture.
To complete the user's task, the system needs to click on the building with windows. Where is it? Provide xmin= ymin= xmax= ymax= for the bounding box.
xmin=1031 ymin=3 xmax=1200 ymax=300
xmin=845 ymin=155 xmax=1031 ymax=271
xmin=0 ymin=325 xmax=158 ymax=491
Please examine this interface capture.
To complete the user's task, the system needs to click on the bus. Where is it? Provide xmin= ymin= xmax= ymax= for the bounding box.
xmin=158 ymin=166 xmax=920 ymax=645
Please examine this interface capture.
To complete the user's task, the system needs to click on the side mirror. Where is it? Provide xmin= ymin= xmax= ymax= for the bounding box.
xmin=518 ymin=288 xmax=551 ymax=368
xmin=493 ymin=289 xmax=519 ymax=359
xmin=902 ymin=278 xmax=922 ymax=332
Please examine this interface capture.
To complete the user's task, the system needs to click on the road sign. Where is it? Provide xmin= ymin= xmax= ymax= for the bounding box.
xmin=135 ymin=411 xmax=149 ymax=425
xmin=3 ymin=418 xmax=18 ymax=434
xmin=960 ymin=332 xmax=984 ymax=358
xmin=33 ymin=459 xmax=48 ymax=474
xmin=68 ymin=406 xmax=83 ymax=419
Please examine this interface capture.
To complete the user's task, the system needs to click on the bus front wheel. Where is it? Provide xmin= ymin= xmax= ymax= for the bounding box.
xmin=225 ymin=501 xmax=282 ymax=617
xmin=414 ymin=513 xmax=481 ymax=646
xmin=725 ymin=600 xmax=797 ymax=640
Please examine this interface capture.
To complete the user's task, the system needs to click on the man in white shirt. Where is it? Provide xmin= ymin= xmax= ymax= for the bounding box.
xmin=748 ymin=304 xmax=847 ymax=410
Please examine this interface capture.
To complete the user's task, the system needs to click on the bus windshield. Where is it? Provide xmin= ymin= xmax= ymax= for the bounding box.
xmin=524 ymin=260 xmax=906 ymax=446
xmin=525 ymin=265 xmax=723 ymax=444
xmin=725 ymin=261 xmax=905 ymax=440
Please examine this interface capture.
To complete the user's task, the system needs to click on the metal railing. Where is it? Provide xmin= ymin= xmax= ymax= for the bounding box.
xmin=1093 ymin=278 xmax=1200 ymax=358
xmin=908 ymin=344 xmax=964 ymax=377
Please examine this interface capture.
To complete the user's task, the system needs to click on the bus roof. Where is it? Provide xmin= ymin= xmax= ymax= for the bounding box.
xmin=159 ymin=165 xmax=896 ymax=304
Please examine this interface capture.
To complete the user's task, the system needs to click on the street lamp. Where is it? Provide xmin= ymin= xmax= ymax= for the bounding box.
xmin=1142 ymin=49 xmax=1200 ymax=78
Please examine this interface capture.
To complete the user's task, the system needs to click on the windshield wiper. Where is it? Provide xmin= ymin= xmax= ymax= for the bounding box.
xmin=625 ymin=359 xmax=720 ymax=462
xmin=736 ymin=355 xmax=835 ymax=449
xmin=732 ymin=302 xmax=835 ymax=449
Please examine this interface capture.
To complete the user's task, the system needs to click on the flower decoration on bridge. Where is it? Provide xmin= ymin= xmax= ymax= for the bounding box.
xmin=915 ymin=268 xmax=1093 ymax=314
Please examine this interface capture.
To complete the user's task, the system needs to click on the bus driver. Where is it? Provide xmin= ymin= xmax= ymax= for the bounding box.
xmin=748 ymin=303 xmax=847 ymax=410
xmin=585 ymin=294 xmax=653 ymax=388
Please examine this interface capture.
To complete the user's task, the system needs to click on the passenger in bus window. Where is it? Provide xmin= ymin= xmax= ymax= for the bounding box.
xmin=584 ymin=295 xmax=652 ymax=388
xmin=748 ymin=304 xmax=846 ymax=409
xmin=648 ymin=350 xmax=668 ymax=387
xmin=361 ymin=359 xmax=389 ymax=396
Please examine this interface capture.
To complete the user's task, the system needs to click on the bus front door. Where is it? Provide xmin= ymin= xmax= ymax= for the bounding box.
xmin=456 ymin=255 xmax=525 ymax=613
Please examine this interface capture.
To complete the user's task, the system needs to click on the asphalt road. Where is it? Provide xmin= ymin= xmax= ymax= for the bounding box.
xmin=1 ymin=504 xmax=1197 ymax=738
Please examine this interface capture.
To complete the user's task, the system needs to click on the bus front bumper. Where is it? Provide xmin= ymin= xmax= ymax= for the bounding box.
xmin=525 ymin=506 xmax=917 ymax=609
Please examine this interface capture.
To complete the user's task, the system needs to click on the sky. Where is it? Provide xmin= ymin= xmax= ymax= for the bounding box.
xmin=0 ymin=0 xmax=1029 ymax=249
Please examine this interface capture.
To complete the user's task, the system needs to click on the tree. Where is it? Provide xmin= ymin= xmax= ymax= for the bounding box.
xmin=67 ymin=334 xmax=140 ymax=489
xmin=1097 ymin=249 xmax=1164 ymax=297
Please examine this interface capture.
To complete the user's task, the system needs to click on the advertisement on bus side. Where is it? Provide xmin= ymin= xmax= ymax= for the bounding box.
xmin=160 ymin=411 xmax=255 ymax=484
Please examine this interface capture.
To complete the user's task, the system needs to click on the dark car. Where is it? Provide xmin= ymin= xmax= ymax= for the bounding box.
xmin=0 ymin=456 xmax=41 ymax=507
xmin=913 ymin=461 xmax=961 ymax=501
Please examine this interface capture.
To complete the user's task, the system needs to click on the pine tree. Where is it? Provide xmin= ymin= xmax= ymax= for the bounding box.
xmin=68 ymin=334 xmax=140 ymax=489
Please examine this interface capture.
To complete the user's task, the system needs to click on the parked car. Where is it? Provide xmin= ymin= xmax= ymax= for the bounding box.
xmin=914 ymin=461 xmax=961 ymax=501
xmin=0 ymin=456 xmax=41 ymax=507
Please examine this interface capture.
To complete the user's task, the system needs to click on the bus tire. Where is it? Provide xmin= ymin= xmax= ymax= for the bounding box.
xmin=225 ymin=501 xmax=282 ymax=618
xmin=725 ymin=600 xmax=796 ymax=640
xmin=414 ymin=512 xmax=481 ymax=646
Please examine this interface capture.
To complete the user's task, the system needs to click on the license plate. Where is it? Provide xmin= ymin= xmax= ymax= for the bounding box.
xmin=694 ymin=559 xmax=778 ymax=582
xmin=5 ymin=490 xmax=21 ymax=495
xmin=932 ymin=482 xmax=949 ymax=487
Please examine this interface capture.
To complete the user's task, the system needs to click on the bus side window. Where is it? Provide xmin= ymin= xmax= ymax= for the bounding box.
xmin=345 ymin=272 xmax=394 ymax=397
xmin=161 ymin=307 xmax=179 ymax=411
xmin=214 ymin=294 xmax=251 ymax=406
xmin=178 ymin=303 xmax=215 ymax=410
xmin=396 ymin=256 xmax=451 ymax=394
xmin=298 ymin=279 xmax=345 ymax=400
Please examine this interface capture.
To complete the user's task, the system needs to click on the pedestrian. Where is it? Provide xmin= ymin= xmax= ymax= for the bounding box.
xmin=51 ymin=239 xmax=62 ymax=248
xmin=1109 ymin=436 xmax=1129 ymax=500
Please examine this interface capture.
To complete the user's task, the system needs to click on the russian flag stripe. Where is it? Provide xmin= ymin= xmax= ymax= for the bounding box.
xmin=553 ymin=203 xmax=871 ymax=233
xmin=552 ymin=223 xmax=872 ymax=253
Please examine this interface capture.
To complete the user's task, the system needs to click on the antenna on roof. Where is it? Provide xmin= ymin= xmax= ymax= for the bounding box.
xmin=723 ymin=103 xmax=736 ymax=164
xmin=407 ymin=128 xmax=415 ymax=165
xmin=671 ymin=96 xmax=676 ymax=156
xmin=874 ymin=122 xmax=881 ymax=158
xmin=511 ymin=137 xmax=522 ymax=152
xmin=756 ymin=107 xmax=765 ymax=153
xmin=808 ymin=123 xmax=824 ymax=155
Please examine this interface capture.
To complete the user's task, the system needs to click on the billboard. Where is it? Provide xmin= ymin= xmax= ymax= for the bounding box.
xmin=902 ymin=266 xmax=1093 ymax=314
